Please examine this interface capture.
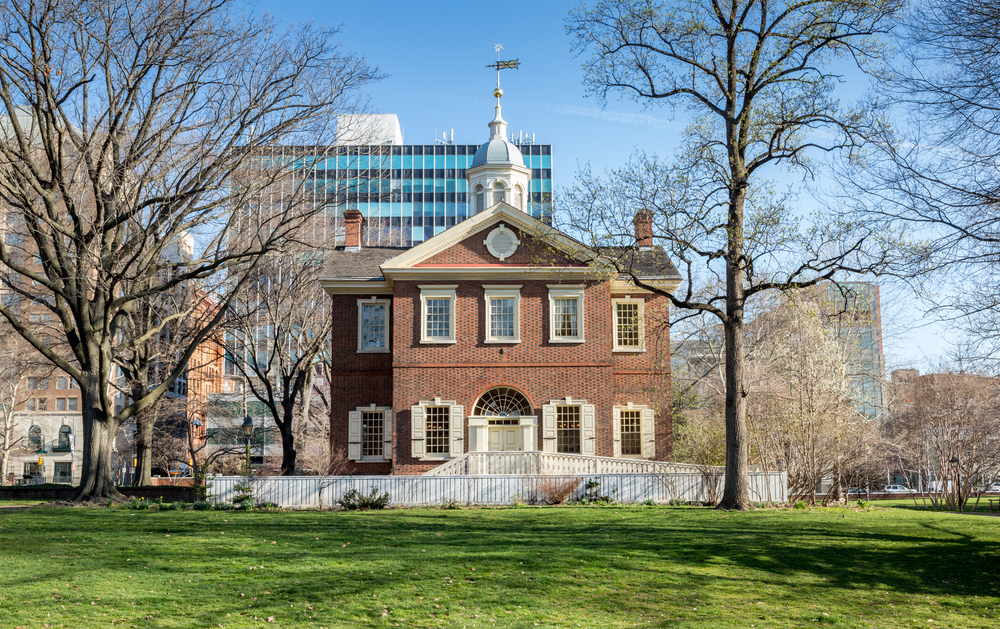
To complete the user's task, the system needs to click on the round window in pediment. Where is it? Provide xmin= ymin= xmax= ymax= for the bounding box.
xmin=484 ymin=223 xmax=520 ymax=261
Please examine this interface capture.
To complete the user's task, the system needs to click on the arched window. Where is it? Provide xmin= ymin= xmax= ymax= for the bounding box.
xmin=28 ymin=425 xmax=42 ymax=450
xmin=512 ymin=185 xmax=523 ymax=210
xmin=473 ymin=387 xmax=532 ymax=417
xmin=493 ymin=183 xmax=506 ymax=205
xmin=58 ymin=425 xmax=71 ymax=450
xmin=475 ymin=185 xmax=484 ymax=213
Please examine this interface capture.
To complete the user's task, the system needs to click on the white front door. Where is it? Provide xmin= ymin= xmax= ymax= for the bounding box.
xmin=488 ymin=427 xmax=521 ymax=451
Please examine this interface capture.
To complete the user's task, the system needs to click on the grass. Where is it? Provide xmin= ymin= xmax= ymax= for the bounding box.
xmin=1 ymin=504 xmax=998 ymax=628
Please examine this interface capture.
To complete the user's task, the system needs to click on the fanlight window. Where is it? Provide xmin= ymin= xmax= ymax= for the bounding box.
xmin=473 ymin=387 xmax=532 ymax=417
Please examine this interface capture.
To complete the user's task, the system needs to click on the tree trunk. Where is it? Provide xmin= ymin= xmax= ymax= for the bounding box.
xmin=74 ymin=402 xmax=125 ymax=502
xmin=279 ymin=405 xmax=296 ymax=476
xmin=133 ymin=409 xmax=155 ymax=486
xmin=717 ymin=183 xmax=752 ymax=511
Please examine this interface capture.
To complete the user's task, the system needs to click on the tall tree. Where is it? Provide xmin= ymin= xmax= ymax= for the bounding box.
xmin=566 ymin=0 xmax=905 ymax=508
xmin=0 ymin=0 xmax=379 ymax=500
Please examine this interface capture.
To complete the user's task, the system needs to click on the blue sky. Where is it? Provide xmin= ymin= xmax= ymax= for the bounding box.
xmin=257 ymin=0 xmax=954 ymax=372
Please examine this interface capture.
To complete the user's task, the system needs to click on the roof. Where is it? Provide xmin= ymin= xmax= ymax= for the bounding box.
xmin=471 ymin=137 xmax=524 ymax=167
xmin=321 ymin=246 xmax=408 ymax=279
xmin=603 ymin=246 xmax=683 ymax=280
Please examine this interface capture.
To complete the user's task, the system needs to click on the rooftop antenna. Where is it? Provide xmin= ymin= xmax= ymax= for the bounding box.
xmin=486 ymin=44 xmax=520 ymax=103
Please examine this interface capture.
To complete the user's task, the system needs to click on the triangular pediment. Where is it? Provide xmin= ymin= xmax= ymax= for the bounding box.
xmin=379 ymin=203 xmax=597 ymax=274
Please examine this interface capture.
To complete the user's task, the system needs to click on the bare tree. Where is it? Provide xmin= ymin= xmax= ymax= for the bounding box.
xmin=853 ymin=1 xmax=1000 ymax=363
xmin=566 ymin=0 xmax=906 ymax=508
xmin=217 ymin=251 xmax=332 ymax=476
xmin=889 ymin=370 xmax=1000 ymax=511
xmin=0 ymin=0 xmax=379 ymax=500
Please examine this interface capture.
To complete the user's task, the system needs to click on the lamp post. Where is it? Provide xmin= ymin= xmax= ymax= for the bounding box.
xmin=950 ymin=455 xmax=961 ymax=512
xmin=241 ymin=415 xmax=255 ymax=473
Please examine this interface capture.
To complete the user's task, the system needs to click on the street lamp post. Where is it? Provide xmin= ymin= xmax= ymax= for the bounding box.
xmin=950 ymin=455 xmax=961 ymax=512
xmin=241 ymin=415 xmax=255 ymax=473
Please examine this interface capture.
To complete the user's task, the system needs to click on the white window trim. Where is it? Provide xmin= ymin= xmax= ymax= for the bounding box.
xmin=357 ymin=297 xmax=391 ymax=353
xmin=348 ymin=404 xmax=393 ymax=462
xmin=612 ymin=296 xmax=645 ymax=352
xmin=548 ymin=285 xmax=586 ymax=343
xmin=419 ymin=285 xmax=457 ymax=344
xmin=411 ymin=397 xmax=464 ymax=461
xmin=613 ymin=403 xmax=655 ymax=459
xmin=483 ymin=285 xmax=521 ymax=343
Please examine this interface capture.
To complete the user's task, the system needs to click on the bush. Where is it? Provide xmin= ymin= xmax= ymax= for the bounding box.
xmin=191 ymin=501 xmax=212 ymax=511
xmin=213 ymin=502 xmax=235 ymax=511
xmin=794 ymin=501 xmax=809 ymax=510
xmin=255 ymin=501 xmax=279 ymax=510
xmin=157 ymin=501 xmax=183 ymax=511
xmin=121 ymin=497 xmax=151 ymax=510
xmin=582 ymin=480 xmax=611 ymax=504
xmin=337 ymin=487 xmax=390 ymax=511
xmin=532 ymin=477 xmax=582 ymax=505
xmin=856 ymin=499 xmax=871 ymax=509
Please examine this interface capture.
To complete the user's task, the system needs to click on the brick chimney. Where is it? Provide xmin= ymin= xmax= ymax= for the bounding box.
xmin=344 ymin=209 xmax=363 ymax=251
xmin=633 ymin=208 xmax=653 ymax=249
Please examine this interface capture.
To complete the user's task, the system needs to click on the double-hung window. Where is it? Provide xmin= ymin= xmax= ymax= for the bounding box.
xmin=347 ymin=405 xmax=392 ymax=461
xmin=357 ymin=298 xmax=390 ymax=352
xmin=614 ymin=405 xmax=656 ymax=458
xmin=541 ymin=398 xmax=596 ymax=455
xmin=483 ymin=286 xmax=521 ymax=343
xmin=548 ymin=286 xmax=585 ymax=343
xmin=419 ymin=286 xmax=457 ymax=343
xmin=411 ymin=398 xmax=464 ymax=459
xmin=613 ymin=298 xmax=644 ymax=351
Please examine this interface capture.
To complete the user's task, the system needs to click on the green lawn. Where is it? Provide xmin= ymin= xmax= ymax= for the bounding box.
xmin=1 ymin=505 xmax=998 ymax=628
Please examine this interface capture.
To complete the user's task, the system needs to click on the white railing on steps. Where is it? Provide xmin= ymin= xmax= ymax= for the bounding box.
xmin=422 ymin=451 xmax=716 ymax=476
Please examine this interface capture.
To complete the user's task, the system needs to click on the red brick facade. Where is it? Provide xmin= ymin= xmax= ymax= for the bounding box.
xmin=325 ymin=209 xmax=675 ymax=475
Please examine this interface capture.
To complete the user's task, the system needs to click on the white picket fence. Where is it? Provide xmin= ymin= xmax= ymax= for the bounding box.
xmin=208 ymin=470 xmax=787 ymax=508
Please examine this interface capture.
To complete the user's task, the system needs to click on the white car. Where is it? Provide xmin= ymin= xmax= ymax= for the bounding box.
xmin=985 ymin=483 xmax=1000 ymax=493
xmin=883 ymin=485 xmax=917 ymax=494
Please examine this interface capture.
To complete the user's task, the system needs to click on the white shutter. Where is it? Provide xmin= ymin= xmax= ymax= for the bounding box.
xmin=411 ymin=405 xmax=425 ymax=458
xmin=449 ymin=405 xmax=464 ymax=457
xmin=581 ymin=404 xmax=596 ymax=455
xmin=612 ymin=407 xmax=621 ymax=458
xmin=347 ymin=411 xmax=362 ymax=461
xmin=641 ymin=408 xmax=656 ymax=459
xmin=541 ymin=404 xmax=557 ymax=453
xmin=382 ymin=408 xmax=393 ymax=460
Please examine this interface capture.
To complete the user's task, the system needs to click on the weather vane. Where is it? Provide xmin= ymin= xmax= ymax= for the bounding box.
xmin=486 ymin=44 xmax=519 ymax=100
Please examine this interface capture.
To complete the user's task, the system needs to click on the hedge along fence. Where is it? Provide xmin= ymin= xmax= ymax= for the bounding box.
xmin=208 ymin=471 xmax=788 ymax=508
xmin=0 ymin=485 xmax=195 ymax=502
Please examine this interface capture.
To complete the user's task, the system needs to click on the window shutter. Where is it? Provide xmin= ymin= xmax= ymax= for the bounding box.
xmin=347 ymin=411 xmax=362 ymax=461
xmin=612 ymin=408 xmax=621 ymax=458
xmin=541 ymin=404 xmax=557 ymax=453
xmin=382 ymin=408 xmax=393 ymax=460
xmin=641 ymin=408 xmax=655 ymax=459
xmin=449 ymin=404 xmax=464 ymax=457
xmin=581 ymin=404 xmax=596 ymax=455
xmin=411 ymin=405 xmax=425 ymax=458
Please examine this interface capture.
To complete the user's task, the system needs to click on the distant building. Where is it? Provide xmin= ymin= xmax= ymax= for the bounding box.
xmin=253 ymin=113 xmax=554 ymax=249
xmin=818 ymin=282 xmax=885 ymax=418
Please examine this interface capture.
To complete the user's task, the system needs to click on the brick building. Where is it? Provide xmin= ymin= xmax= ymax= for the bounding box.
xmin=320 ymin=96 xmax=680 ymax=474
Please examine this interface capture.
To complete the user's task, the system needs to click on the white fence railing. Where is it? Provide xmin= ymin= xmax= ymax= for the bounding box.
xmin=209 ymin=470 xmax=787 ymax=508
xmin=424 ymin=452 xmax=710 ymax=476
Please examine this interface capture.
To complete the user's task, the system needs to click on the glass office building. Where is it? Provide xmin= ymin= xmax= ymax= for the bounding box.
xmin=304 ymin=142 xmax=553 ymax=247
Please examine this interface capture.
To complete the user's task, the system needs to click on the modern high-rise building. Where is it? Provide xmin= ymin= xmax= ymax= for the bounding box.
xmin=260 ymin=114 xmax=553 ymax=248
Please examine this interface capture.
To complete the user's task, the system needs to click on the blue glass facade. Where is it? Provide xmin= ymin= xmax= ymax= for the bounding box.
xmin=307 ymin=143 xmax=552 ymax=247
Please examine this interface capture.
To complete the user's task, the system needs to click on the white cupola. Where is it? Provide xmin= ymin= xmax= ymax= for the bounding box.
xmin=466 ymin=87 xmax=531 ymax=214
